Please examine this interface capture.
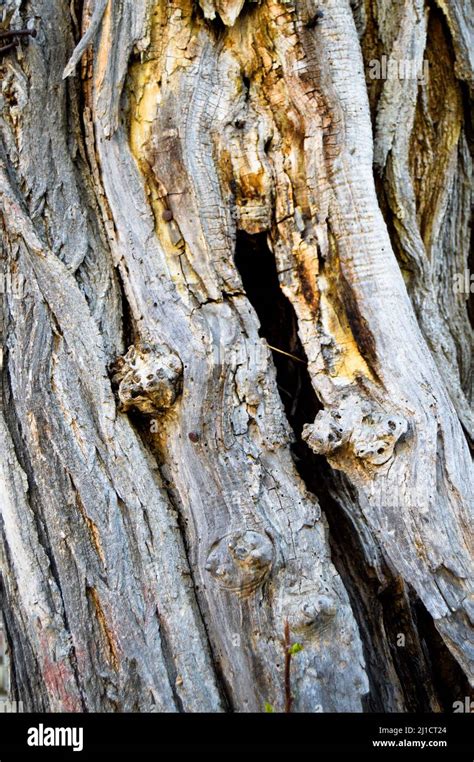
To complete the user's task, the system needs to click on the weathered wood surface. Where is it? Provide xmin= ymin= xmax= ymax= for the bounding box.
xmin=0 ymin=0 xmax=472 ymax=712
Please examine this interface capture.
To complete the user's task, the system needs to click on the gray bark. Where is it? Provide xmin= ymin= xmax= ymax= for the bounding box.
xmin=0 ymin=0 xmax=472 ymax=712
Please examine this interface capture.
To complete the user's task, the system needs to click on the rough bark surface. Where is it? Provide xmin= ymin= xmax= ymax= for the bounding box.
xmin=0 ymin=0 xmax=472 ymax=712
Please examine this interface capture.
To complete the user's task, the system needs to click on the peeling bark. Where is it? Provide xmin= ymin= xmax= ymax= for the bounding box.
xmin=0 ymin=0 xmax=472 ymax=712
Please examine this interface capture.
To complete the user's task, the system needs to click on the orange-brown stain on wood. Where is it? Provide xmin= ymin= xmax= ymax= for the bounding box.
xmin=318 ymin=237 xmax=376 ymax=383
xmin=74 ymin=492 xmax=106 ymax=568
xmin=295 ymin=248 xmax=320 ymax=318
xmin=86 ymin=586 xmax=119 ymax=671
xmin=94 ymin=0 xmax=113 ymax=96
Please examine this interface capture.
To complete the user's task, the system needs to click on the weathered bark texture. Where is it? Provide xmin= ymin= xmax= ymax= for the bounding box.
xmin=0 ymin=0 xmax=472 ymax=712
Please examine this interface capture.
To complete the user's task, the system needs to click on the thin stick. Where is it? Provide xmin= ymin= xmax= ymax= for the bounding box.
xmin=284 ymin=619 xmax=292 ymax=713
xmin=0 ymin=29 xmax=36 ymax=40
xmin=0 ymin=41 xmax=18 ymax=54
xmin=267 ymin=344 xmax=306 ymax=364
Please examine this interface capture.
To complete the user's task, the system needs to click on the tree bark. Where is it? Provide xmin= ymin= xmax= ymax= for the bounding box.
xmin=0 ymin=0 xmax=472 ymax=712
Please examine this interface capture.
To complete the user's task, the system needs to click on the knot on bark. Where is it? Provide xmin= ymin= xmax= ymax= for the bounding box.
xmin=284 ymin=593 xmax=337 ymax=634
xmin=110 ymin=343 xmax=183 ymax=416
xmin=205 ymin=530 xmax=274 ymax=596
xmin=302 ymin=396 xmax=408 ymax=468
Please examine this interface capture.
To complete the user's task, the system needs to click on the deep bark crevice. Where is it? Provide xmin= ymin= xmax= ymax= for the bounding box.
xmin=115 ymin=268 xmax=135 ymax=354
xmin=233 ymin=230 xmax=467 ymax=712
xmin=410 ymin=592 xmax=473 ymax=710
xmin=154 ymin=611 xmax=183 ymax=713
xmin=156 ymin=465 xmax=233 ymax=712
xmin=122 ymin=410 xmax=233 ymax=712
xmin=234 ymin=231 xmax=321 ymax=432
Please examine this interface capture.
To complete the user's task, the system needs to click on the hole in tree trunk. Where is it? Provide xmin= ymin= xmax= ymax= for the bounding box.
xmin=234 ymin=230 xmax=469 ymax=712
xmin=234 ymin=231 xmax=322 ymax=432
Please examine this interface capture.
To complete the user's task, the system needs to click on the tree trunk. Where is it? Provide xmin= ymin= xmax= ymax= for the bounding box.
xmin=0 ymin=0 xmax=472 ymax=712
